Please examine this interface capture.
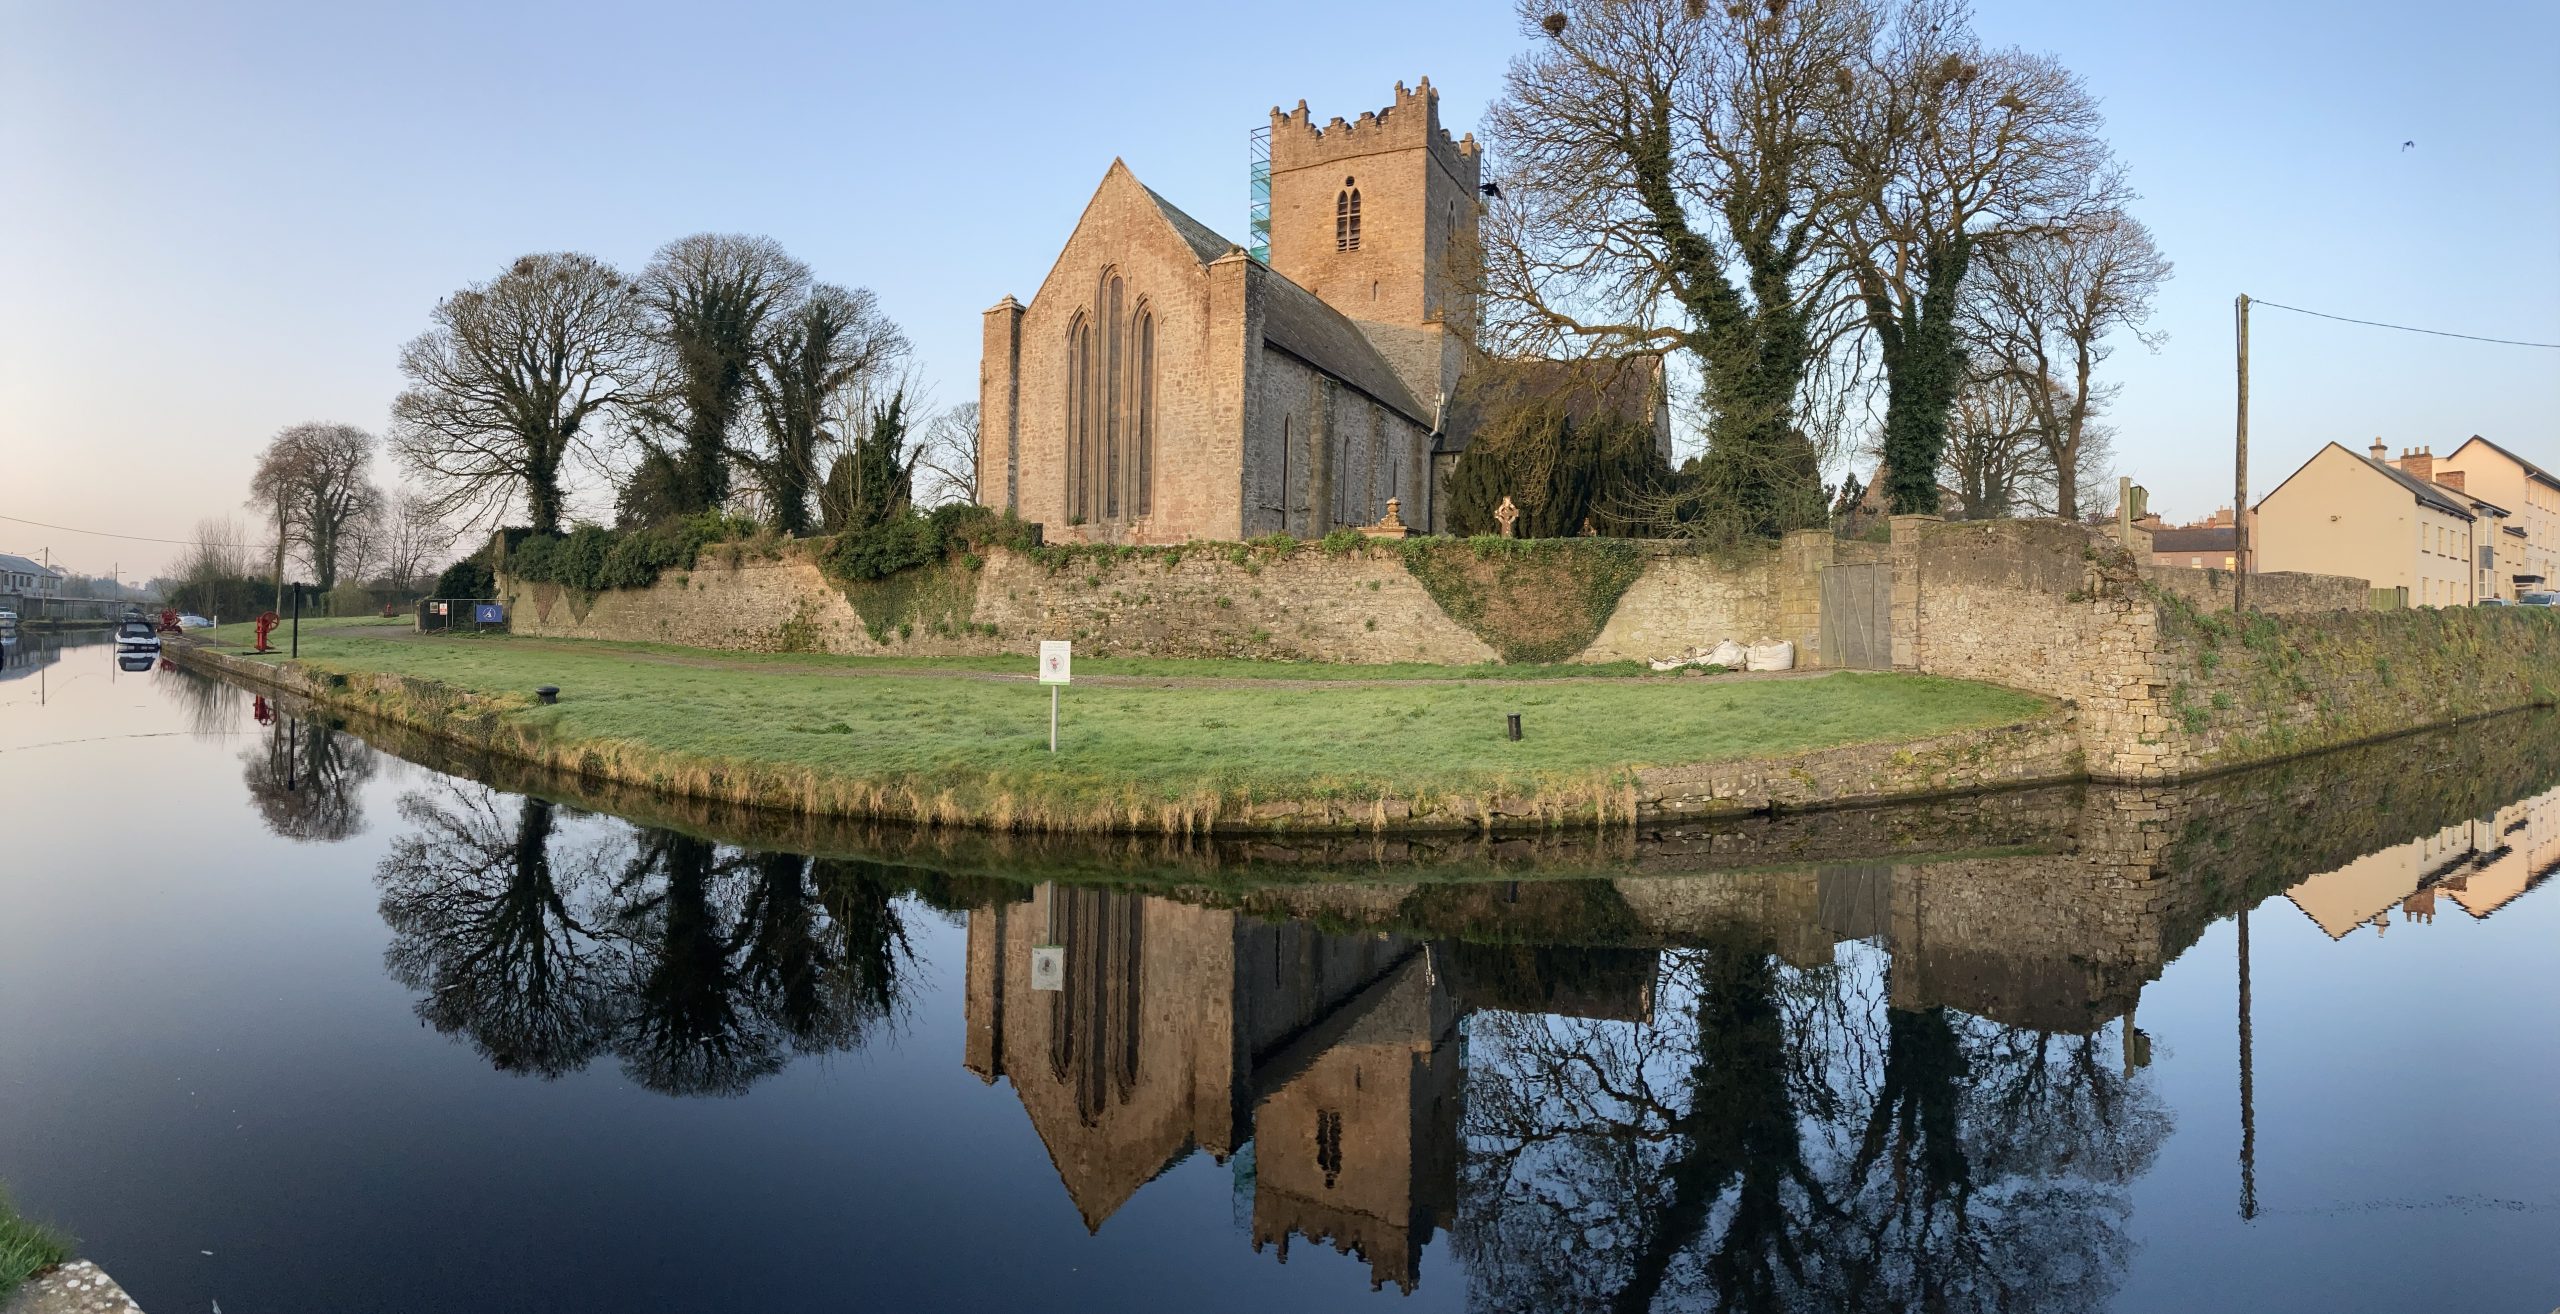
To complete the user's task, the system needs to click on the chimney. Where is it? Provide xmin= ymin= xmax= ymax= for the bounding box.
xmin=2210 ymin=506 xmax=2233 ymax=527
xmin=2437 ymin=469 xmax=2465 ymax=492
xmin=2368 ymin=438 xmax=2388 ymax=461
xmin=2401 ymin=447 xmax=2434 ymax=483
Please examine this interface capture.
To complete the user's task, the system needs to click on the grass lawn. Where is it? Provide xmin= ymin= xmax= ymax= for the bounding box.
xmin=0 ymin=1189 xmax=70 ymax=1304
xmin=202 ymin=625 xmax=2050 ymax=827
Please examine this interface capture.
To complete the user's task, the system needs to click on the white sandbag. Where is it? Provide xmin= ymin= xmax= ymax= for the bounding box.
xmin=1707 ymin=640 xmax=1748 ymax=669
xmin=1744 ymin=639 xmax=1795 ymax=672
xmin=1648 ymin=655 xmax=1689 ymax=672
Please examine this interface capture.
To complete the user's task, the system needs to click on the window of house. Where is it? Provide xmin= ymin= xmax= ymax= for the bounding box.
xmin=1336 ymin=179 xmax=1361 ymax=252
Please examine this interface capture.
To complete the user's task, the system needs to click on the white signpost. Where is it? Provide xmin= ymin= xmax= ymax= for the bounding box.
xmin=1038 ymin=640 xmax=1072 ymax=752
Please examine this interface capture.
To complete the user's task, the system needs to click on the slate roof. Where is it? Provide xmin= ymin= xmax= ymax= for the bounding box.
xmin=0 ymin=552 xmax=63 ymax=579
xmin=2366 ymin=453 xmax=2478 ymax=519
xmin=1140 ymin=184 xmax=1240 ymax=266
xmin=2151 ymin=526 xmax=2236 ymax=554
xmin=1132 ymin=176 xmax=1433 ymax=427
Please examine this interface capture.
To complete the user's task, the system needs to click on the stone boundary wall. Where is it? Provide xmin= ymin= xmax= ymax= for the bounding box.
xmin=1899 ymin=517 xmax=2560 ymax=779
xmin=2140 ymin=564 xmax=2369 ymax=615
xmin=502 ymin=539 xmax=1801 ymax=667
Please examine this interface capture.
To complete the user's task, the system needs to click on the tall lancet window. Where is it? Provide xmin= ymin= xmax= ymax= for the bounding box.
xmin=1132 ymin=307 xmax=1155 ymax=516
xmin=1102 ymin=273 xmax=1124 ymax=518
xmin=1336 ymin=179 xmax=1361 ymax=251
xmin=1065 ymin=316 xmax=1091 ymax=520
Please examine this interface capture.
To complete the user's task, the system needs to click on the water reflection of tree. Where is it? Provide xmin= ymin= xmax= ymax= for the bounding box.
xmin=1456 ymin=935 xmax=2168 ymax=1313
xmin=375 ymin=781 xmax=916 ymax=1097
xmin=240 ymin=713 xmax=378 ymax=841
xmin=379 ymin=783 xmax=624 ymax=1077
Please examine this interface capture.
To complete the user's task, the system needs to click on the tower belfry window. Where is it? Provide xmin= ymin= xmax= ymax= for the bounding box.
xmin=1336 ymin=179 xmax=1361 ymax=252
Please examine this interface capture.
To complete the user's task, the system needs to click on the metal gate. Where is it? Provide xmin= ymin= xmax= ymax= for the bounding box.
xmin=1820 ymin=564 xmax=1892 ymax=670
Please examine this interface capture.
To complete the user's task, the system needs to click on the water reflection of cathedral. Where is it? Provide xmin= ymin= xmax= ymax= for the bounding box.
xmin=2283 ymin=783 xmax=2560 ymax=939
xmin=961 ymin=864 xmax=2176 ymax=1296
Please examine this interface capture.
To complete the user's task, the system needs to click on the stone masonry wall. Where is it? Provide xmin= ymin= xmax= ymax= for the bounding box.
xmin=503 ymin=540 xmax=1802 ymax=666
xmin=1901 ymin=516 xmax=2560 ymax=780
xmin=2141 ymin=565 xmax=2370 ymax=615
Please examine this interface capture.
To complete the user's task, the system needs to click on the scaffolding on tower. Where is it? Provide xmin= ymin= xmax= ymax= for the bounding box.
xmin=1247 ymin=127 xmax=1271 ymax=263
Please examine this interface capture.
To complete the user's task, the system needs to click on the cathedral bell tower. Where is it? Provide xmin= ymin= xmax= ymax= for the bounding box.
xmin=1266 ymin=78 xmax=1482 ymax=410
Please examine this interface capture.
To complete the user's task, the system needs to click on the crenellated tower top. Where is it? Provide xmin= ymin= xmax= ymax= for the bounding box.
xmin=1268 ymin=77 xmax=1482 ymax=190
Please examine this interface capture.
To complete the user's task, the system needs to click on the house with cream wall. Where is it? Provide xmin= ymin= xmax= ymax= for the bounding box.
xmin=2253 ymin=441 xmax=2506 ymax=606
xmin=2435 ymin=435 xmax=2558 ymax=597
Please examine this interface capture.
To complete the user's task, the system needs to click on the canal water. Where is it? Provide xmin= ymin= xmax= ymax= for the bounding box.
xmin=2 ymin=634 xmax=2554 ymax=1312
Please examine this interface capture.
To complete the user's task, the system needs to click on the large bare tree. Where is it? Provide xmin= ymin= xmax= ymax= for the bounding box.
xmin=746 ymin=283 xmax=906 ymax=534
xmin=373 ymin=490 xmax=461 ymax=593
xmin=391 ymin=252 xmax=643 ymax=535
xmin=1826 ymin=0 xmax=2119 ymax=515
xmin=911 ymin=402 xmax=980 ymax=508
xmin=1969 ymin=208 xmax=2168 ymax=519
xmin=633 ymin=234 xmax=810 ymax=518
xmin=249 ymin=422 xmax=384 ymax=594
xmin=1483 ymin=0 xmax=1869 ymax=539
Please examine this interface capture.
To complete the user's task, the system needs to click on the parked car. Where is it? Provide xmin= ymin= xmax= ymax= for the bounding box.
xmin=114 ymin=616 xmax=161 ymax=650
xmin=0 ymin=609 xmax=16 ymax=636
xmin=175 ymin=613 xmax=214 ymax=629
xmin=2522 ymin=590 xmax=2560 ymax=607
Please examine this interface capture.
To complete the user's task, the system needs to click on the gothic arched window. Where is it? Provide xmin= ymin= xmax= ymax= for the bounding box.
xmin=1336 ymin=179 xmax=1361 ymax=251
xmin=1132 ymin=306 xmax=1155 ymax=516
xmin=1101 ymin=272 xmax=1125 ymax=519
xmin=1065 ymin=315 xmax=1091 ymax=520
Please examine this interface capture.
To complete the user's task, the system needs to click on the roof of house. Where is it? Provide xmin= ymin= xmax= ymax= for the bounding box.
xmin=2449 ymin=434 xmax=2560 ymax=491
xmin=2265 ymin=444 xmax=2484 ymax=521
xmin=0 ymin=553 xmax=63 ymax=579
xmin=2151 ymin=526 xmax=2236 ymax=553
xmin=2369 ymin=455 xmax=2480 ymax=520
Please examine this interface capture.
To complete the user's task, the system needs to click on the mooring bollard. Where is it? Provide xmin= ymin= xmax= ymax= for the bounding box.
xmin=1506 ymin=713 xmax=1523 ymax=742
xmin=536 ymin=685 xmax=560 ymax=705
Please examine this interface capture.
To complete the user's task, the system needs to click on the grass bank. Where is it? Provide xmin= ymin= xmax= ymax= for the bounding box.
xmin=0 ymin=1189 xmax=70 ymax=1304
xmin=185 ymin=625 xmax=2051 ymax=832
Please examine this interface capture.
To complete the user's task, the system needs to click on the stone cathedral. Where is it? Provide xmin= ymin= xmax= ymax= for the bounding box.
xmin=979 ymin=78 xmax=1666 ymax=544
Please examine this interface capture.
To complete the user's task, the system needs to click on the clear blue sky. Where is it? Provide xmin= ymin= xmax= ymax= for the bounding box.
xmin=4 ymin=0 xmax=2554 ymax=578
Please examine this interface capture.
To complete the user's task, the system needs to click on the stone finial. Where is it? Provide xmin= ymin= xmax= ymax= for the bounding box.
xmin=1360 ymin=497 xmax=1415 ymax=539
xmin=1494 ymin=496 xmax=1520 ymax=538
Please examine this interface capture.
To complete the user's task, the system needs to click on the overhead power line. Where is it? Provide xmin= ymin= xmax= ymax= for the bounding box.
xmin=2249 ymin=299 xmax=2560 ymax=350
xmin=0 ymin=512 xmax=252 ymax=549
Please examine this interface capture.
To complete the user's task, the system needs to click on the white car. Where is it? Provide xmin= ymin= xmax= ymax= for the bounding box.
xmin=176 ymin=613 xmax=214 ymax=629
xmin=114 ymin=617 xmax=161 ymax=650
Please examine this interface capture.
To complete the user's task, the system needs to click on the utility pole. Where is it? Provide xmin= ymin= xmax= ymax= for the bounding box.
xmin=2234 ymin=294 xmax=2251 ymax=615
xmin=2238 ymin=906 xmax=2257 ymax=1221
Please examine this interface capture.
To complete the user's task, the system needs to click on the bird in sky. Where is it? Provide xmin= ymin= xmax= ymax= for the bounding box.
xmin=2402 ymin=140 xmax=2417 ymax=150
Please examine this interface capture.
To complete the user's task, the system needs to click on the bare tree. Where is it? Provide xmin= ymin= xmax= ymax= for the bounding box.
xmin=1970 ymin=208 xmax=2168 ymax=519
xmin=249 ymin=422 xmax=384 ymax=594
xmin=911 ymin=402 xmax=980 ymax=508
xmin=1483 ymin=0 xmax=1870 ymax=538
xmin=746 ymin=283 xmax=907 ymax=533
xmin=1826 ymin=0 xmax=2120 ymax=515
xmin=632 ymin=234 xmax=811 ymax=519
xmin=392 ymin=252 xmax=644 ymax=535
xmin=374 ymin=491 xmax=461 ymax=593
xmin=1937 ymin=363 xmax=2048 ymax=518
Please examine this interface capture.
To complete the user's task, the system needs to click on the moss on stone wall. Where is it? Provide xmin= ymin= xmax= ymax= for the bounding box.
xmin=1396 ymin=537 xmax=1650 ymax=663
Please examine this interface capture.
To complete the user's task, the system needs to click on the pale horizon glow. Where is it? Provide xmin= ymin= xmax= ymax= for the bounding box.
xmin=4 ymin=0 xmax=2554 ymax=579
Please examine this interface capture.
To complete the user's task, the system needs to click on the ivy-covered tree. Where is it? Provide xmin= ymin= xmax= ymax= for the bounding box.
xmin=1444 ymin=401 xmax=1669 ymax=538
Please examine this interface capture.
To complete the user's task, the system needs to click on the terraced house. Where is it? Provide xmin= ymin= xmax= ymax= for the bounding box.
xmin=2253 ymin=440 xmax=2525 ymax=605
xmin=2435 ymin=434 xmax=2559 ymax=597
